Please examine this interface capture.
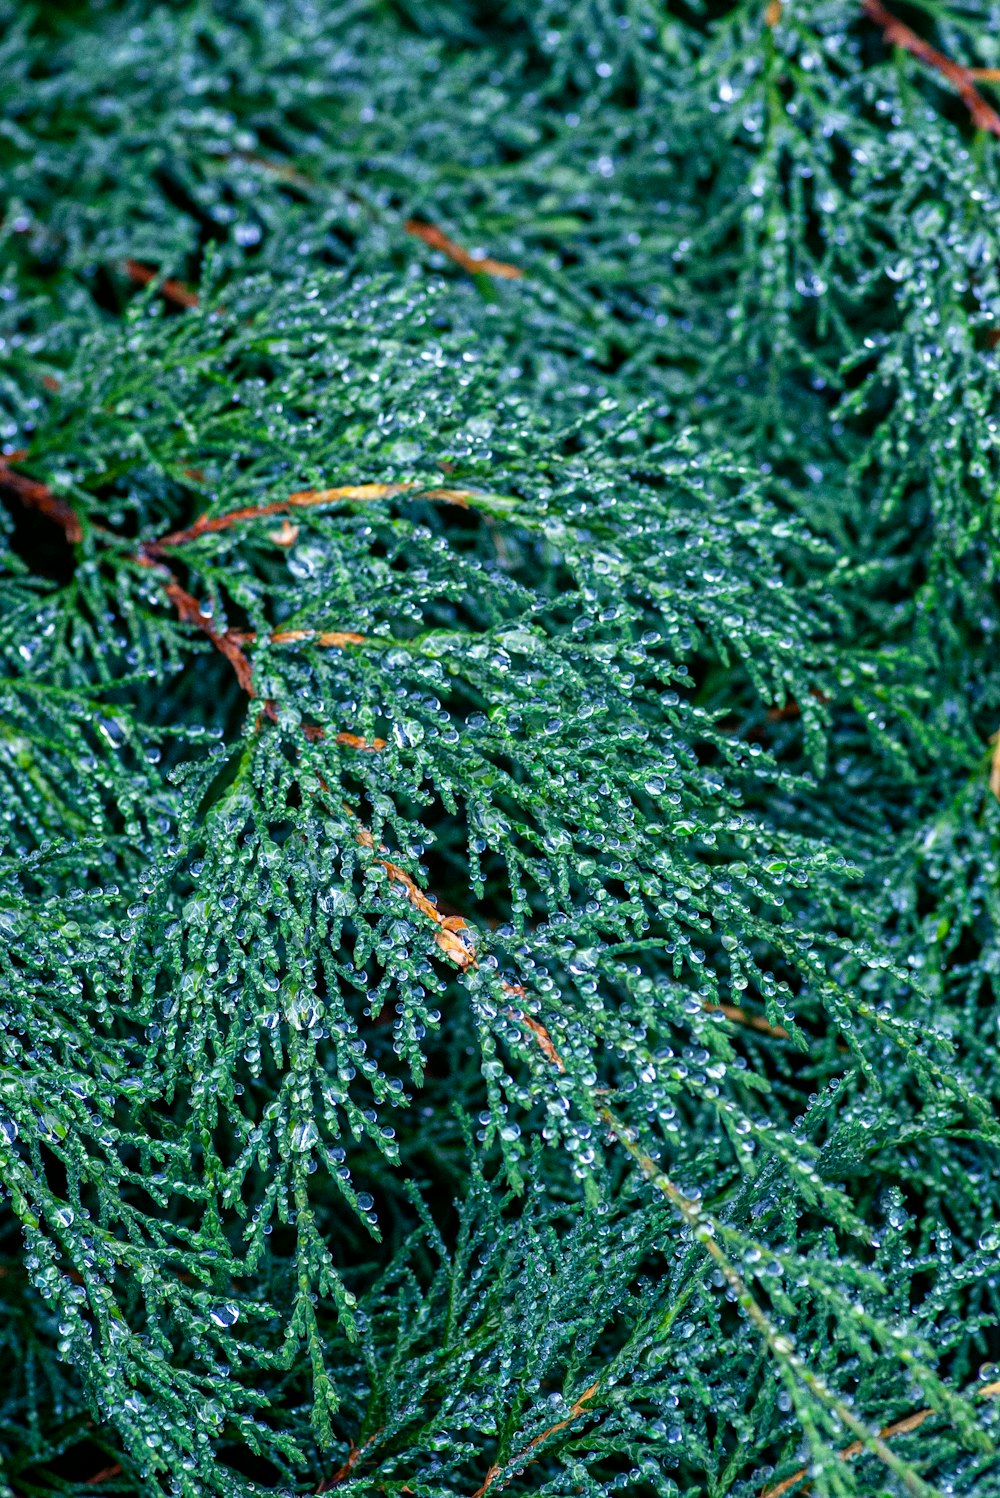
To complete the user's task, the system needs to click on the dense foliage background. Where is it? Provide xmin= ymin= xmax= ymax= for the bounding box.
xmin=3 ymin=1 xmax=1000 ymax=1494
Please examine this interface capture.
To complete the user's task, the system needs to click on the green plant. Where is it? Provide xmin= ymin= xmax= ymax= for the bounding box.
xmin=3 ymin=3 xmax=1000 ymax=1496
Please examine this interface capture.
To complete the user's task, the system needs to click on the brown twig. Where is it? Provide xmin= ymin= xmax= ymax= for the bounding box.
xmin=269 ymin=629 xmax=368 ymax=649
xmin=229 ymin=149 xmax=318 ymax=194
xmin=0 ymin=456 xmax=83 ymax=543
xmin=232 ymin=629 xmax=367 ymax=649
xmin=861 ymin=0 xmax=1000 ymax=137
xmin=704 ymin=1001 xmax=789 ymax=1039
xmin=85 ymin=1463 xmax=123 ymax=1486
xmin=352 ymin=815 xmax=486 ymax=970
xmin=123 ymin=259 xmax=200 ymax=309
xmin=268 ymin=518 xmax=299 ymax=546
xmin=0 ymin=455 xmax=269 ymax=704
xmin=404 ymin=220 xmax=524 ymax=280
xmin=133 ymin=482 xmax=484 ymax=708
xmin=143 ymin=483 xmax=476 ymax=555
xmin=333 ymin=730 xmax=386 ymax=750
xmin=519 ymin=1012 xmax=567 ymax=1070
xmin=142 ymin=505 xmax=388 ymax=730
xmin=223 ymin=150 xmax=524 ymax=280
xmin=471 ymin=1381 xmax=601 ymax=1498
xmin=316 ymin=1431 xmax=383 ymax=1492
xmin=156 ymin=571 xmax=256 ymax=694
xmin=305 ymin=790 xmax=565 ymax=1063
xmin=256 ymin=701 xmax=383 ymax=750
xmin=761 ymin=1380 xmax=1000 ymax=1498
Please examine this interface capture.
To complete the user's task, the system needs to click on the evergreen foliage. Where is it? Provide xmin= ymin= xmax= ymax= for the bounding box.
xmin=3 ymin=2 xmax=1000 ymax=1495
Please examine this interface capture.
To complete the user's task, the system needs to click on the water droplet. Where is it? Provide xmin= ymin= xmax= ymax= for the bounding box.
xmin=210 ymin=1303 xmax=240 ymax=1329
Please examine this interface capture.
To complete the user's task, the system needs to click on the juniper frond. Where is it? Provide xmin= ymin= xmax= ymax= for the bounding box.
xmin=4 ymin=2 xmax=1000 ymax=1496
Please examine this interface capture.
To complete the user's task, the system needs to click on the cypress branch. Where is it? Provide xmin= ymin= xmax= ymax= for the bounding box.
xmin=3 ymin=3 xmax=1000 ymax=1496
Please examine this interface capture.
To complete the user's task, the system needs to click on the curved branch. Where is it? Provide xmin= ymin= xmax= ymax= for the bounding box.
xmin=0 ymin=457 xmax=83 ymax=543
xmin=862 ymin=0 xmax=1000 ymax=137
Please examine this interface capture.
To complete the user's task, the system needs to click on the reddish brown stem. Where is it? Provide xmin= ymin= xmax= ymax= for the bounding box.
xmin=862 ymin=0 xmax=1000 ymax=137
xmin=761 ymin=1380 xmax=1000 ymax=1498
xmin=218 ymin=150 xmax=523 ymax=281
xmin=471 ymin=1381 xmax=600 ymax=1497
xmin=519 ymin=1012 xmax=567 ymax=1070
xmin=704 ymin=1001 xmax=788 ymax=1039
xmin=86 ymin=1463 xmax=123 ymax=1486
xmin=258 ymin=700 xmax=383 ymax=750
xmin=316 ymin=1431 xmax=383 ymax=1492
xmin=404 ymin=220 xmax=523 ymax=279
xmin=263 ymin=628 xmax=367 ymax=649
xmin=145 ymin=566 xmax=256 ymax=694
xmin=145 ymin=483 xmax=474 ymax=555
xmin=136 ymin=482 xmax=474 ymax=698
xmin=124 ymin=260 xmax=199 ymax=309
xmin=0 ymin=457 xmax=83 ymax=543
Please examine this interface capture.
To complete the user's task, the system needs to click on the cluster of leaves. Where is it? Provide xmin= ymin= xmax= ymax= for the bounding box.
xmin=3 ymin=1 xmax=1000 ymax=1495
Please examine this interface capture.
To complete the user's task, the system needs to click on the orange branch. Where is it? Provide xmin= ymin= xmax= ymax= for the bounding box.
xmin=144 ymin=483 xmax=475 ymax=554
xmin=332 ymin=730 xmax=387 ymax=751
xmin=335 ymin=802 xmax=566 ymax=1066
xmin=519 ymin=1012 xmax=567 ymax=1071
xmin=471 ymin=1381 xmax=600 ymax=1497
xmin=147 ymin=568 xmax=256 ymax=695
xmin=124 ymin=259 xmax=199 ymax=309
xmin=133 ymin=481 xmax=479 ymax=706
xmin=218 ymin=150 xmax=523 ymax=280
xmin=352 ymin=816 xmax=482 ymax=969
xmin=704 ymin=1001 xmax=789 ymax=1040
xmin=316 ymin=1430 xmax=383 ymax=1492
xmin=404 ymin=220 xmax=523 ymax=280
xmin=273 ymin=628 xmax=367 ymax=647
xmin=0 ymin=456 xmax=83 ymax=543
xmin=761 ymin=1380 xmax=1000 ymax=1498
xmin=257 ymin=701 xmax=384 ymax=750
xmin=86 ymin=1464 xmax=123 ymax=1486
xmin=231 ymin=628 xmax=368 ymax=650
xmin=862 ymin=0 xmax=1000 ymax=137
